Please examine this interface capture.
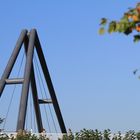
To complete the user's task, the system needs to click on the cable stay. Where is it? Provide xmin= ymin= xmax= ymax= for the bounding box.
xmin=34 ymin=55 xmax=51 ymax=133
xmin=34 ymin=54 xmax=58 ymax=133
xmin=2 ymin=52 xmax=25 ymax=131
xmin=25 ymin=98 xmax=29 ymax=131
xmin=33 ymin=106 xmax=37 ymax=133
xmin=29 ymin=88 xmax=33 ymax=132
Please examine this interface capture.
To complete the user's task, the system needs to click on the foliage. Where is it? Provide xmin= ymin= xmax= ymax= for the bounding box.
xmin=61 ymin=129 xmax=140 ymax=140
xmin=2 ymin=129 xmax=140 ymax=139
xmin=15 ymin=130 xmax=38 ymax=140
xmin=99 ymin=3 xmax=140 ymax=42
xmin=0 ymin=130 xmax=50 ymax=140
xmin=0 ymin=134 xmax=9 ymax=140
xmin=0 ymin=118 xmax=4 ymax=133
xmin=60 ymin=129 xmax=74 ymax=140
xmin=0 ymin=118 xmax=4 ymax=125
xmin=123 ymin=130 xmax=136 ymax=140
xmin=112 ymin=131 xmax=122 ymax=140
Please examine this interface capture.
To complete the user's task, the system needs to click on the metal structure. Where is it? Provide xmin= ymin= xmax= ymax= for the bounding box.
xmin=0 ymin=29 xmax=67 ymax=133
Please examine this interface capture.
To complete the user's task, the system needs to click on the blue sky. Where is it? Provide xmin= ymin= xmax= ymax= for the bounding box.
xmin=1 ymin=0 xmax=140 ymax=133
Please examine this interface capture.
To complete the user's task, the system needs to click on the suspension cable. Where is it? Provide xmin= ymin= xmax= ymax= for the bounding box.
xmin=2 ymin=52 xmax=25 ymax=130
xmin=25 ymin=99 xmax=28 ymax=131
xmin=29 ymin=88 xmax=33 ymax=131
xmin=33 ymin=56 xmax=51 ymax=133
xmin=34 ymin=54 xmax=58 ymax=133
xmin=33 ymin=105 xmax=37 ymax=133
xmin=29 ymin=86 xmax=37 ymax=132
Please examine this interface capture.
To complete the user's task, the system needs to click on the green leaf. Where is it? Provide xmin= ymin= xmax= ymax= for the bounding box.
xmin=108 ymin=21 xmax=117 ymax=33
xmin=137 ymin=3 xmax=140 ymax=8
xmin=121 ymin=15 xmax=129 ymax=22
xmin=134 ymin=35 xmax=140 ymax=42
xmin=118 ymin=22 xmax=128 ymax=32
xmin=99 ymin=27 xmax=105 ymax=35
xmin=100 ymin=18 xmax=107 ymax=26
xmin=124 ymin=28 xmax=132 ymax=35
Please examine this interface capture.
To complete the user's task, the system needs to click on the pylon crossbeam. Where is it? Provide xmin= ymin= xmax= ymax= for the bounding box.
xmin=5 ymin=78 xmax=24 ymax=85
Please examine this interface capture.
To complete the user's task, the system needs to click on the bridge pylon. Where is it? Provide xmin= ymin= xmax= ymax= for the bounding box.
xmin=0 ymin=29 xmax=67 ymax=133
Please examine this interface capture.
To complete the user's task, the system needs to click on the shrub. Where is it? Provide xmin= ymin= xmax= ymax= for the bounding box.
xmin=1 ymin=129 xmax=140 ymax=140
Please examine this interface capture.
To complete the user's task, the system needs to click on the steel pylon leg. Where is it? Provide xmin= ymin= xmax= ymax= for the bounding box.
xmin=0 ymin=30 xmax=27 ymax=97
xmin=16 ymin=29 xmax=36 ymax=131
xmin=23 ymin=34 xmax=43 ymax=133
xmin=35 ymin=33 xmax=67 ymax=133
